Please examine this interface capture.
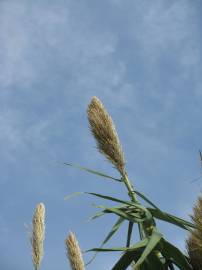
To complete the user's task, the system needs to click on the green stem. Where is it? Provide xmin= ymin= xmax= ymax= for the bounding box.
xmin=122 ymin=174 xmax=147 ymax=239
xmin=122 ymin=174 xmax=138 ymax=203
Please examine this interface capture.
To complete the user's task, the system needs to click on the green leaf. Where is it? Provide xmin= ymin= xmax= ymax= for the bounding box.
xmin=103 ymin=207 xmax=145 ymax=223
xmin=112 ymin=250 xmax=141 ymax=270
xmin=64 ymin=191 xmax=84 ymax=200
xmin=111 ymin=240 xmax=148 ymax=270
xmin=88 ymin=238 xmax=148 ymax=253
xmin=143 ymin=252 xmax=165 ymax=270
xmin=86 ymin=217 xmax=125 ymax=265
xmin=64 ymin=191 xmax=139 ymax=214
xmin=102 ymin=217 xmax=125 ymax=246
xmin=133 ymin=190 xmax=160 ymax=210
xmin=87 ymin=247 xmax=133 ymax=252
xmin=164 ymin=213 xmax=195 ymax=229
xmin=130 ymin=238 xmax=149 ymax=249
xmin=86 ymin=192 xmax=135 ymax=206
xmin=64 ymin=163 xmax=122 ymax=182
xmin=126 ymin=222 xmax=134 ymax=247
xmin=133 ymin=229 xmax=163 ymax=269
xmin=88 ymin=204 xmax=127 ymax=221
xmin=88 ymin=210 xmax=106 ymax=220
xmin=147 ymin=207 xmax=195 ymax=230
xmin=161 ymin=239 xmax=192 ymax=270
xmin=86 ymin=192 xmax=151 ymax=217
xmin=90 ymin=204 xmax=147 ymax=223
xmin=86 ymin=192 xmax=153 ymax=223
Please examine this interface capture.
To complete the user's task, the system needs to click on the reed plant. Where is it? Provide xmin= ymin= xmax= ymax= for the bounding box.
xmin=186 ymin=196 xmax=202 ymax=270
xmin=65 ymin=96 xmax=197 ymax=270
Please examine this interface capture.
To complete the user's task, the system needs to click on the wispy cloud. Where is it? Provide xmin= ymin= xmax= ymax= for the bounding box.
xmin=0 ymin=1 xmax=201 ymax=270
xmin=0 ymin=1 xmax=118 ymax=89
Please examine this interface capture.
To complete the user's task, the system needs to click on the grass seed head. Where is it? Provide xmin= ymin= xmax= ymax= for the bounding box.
xmin=31 ymin=203 xmax=45 ymax=270
xmin=65 ymin=231 xmax=85 ymax=270
xmin=87 ymin=96 xmax=126 ymax=176
xmin=186 ymin=196 xmax=202 ymax=270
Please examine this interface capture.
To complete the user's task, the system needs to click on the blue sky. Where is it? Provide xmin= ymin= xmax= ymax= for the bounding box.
xmin=0 ymin=0 xmax=202 ymax=269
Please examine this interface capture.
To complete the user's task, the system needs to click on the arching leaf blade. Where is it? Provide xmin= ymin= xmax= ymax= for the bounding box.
xmin=103 ymin=207 xmax=145 ymax=223
xmin=133 ymin=230 xmax=163 ymax=269
xmin=111 ymin=241 xmax=147 ymax=270
xmin=64 ymin=191 xmax=84 ymax=200
xmin=147 ymin=208 xmax=195 ymax=230
xmin=87 ymin=238 xmax=148 ymax=253
xmin=64 ymin=163 xmax=121 ymax=182
xmin=102 ymin=217 xmax=125 ymax=246
xmin=86 ymin=192 xmax=139 ymax=207
xmin=133 ymin=190 xmax=160 ymax=210
xmin=161 ymin=239 xmax=192 ymax=270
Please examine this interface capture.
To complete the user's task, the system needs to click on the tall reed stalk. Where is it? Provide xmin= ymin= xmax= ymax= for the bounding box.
xmin=65 ymin=96 xmax=196 ymax=270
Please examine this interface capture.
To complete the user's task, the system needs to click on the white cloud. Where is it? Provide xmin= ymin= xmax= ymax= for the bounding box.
xmin=0 ymin=0 xmax=201 ymax=171
xmin=0 ymin=107 xmax=61 ymax=161
xmin=135 ymin=0 xmax=200 ymax=86
xmin=0 ymin=3 xmax=201 ymax=269
xmin=133 ymin=1 xmax=198 ymax=51
xmin=0 ymin=2 xmax=36 ymax=87
xmin=0 ymin=0 xmax=119 ymax=89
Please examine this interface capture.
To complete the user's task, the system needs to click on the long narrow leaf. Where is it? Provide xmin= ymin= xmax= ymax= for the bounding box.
xmin=143 ymin=252 xmax=165 ymax=270
xmin=163 ymin=212 xmax=195 ymax=229
xmin=102 ymin=217 xmax=125 ymax=246
xmin=64 ymin=191 xmax=136 ymax=210
xmin=126 ymin=222 xmax=134 ymax=247
xmin=88 ymin=210 xmax=106 ymax=220
xmin=86 ymin=192 xmax=135 ymax=206
xmin=112 ymin=250 xmax=141 ymax=270
xmin=133 ymin=230 xmax=163 ymax=269
xmin=134 ymin=190 xmax=160 ymax=210
xmin=91 ymin=204 xmax=146 ymax=223
xmin=147 ymin=208 xmax=195 ymax=230
xmin=86 ymin=192 xmax=151 ymax=218
xmin=161 ymin=239 xmax=192 ymax=270
xmin=86 ymin=217 xmax=125 ymax=265
xmin=103 ymin=207 xmax=144 ymax=223
xmin=64 ymin=163 xmax=121 ymax=182
xmin=102 ymin=204 xmax=149 ymax=223
xmin=64 ymin=191 xmax=84 ymax=200
xmin=134 ymin=191 xmax=195 ymax=230
xmin=88 ymin=204 xmax=127 ymax=221
xmin=88 ymin=238 xmax=148 ymax=253
xmin=111 ymin=239 xmax=148 ymax=270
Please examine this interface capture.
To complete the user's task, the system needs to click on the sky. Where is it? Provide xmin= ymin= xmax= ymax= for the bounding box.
xmin=0 ymin=0 xmax=202 ymax=269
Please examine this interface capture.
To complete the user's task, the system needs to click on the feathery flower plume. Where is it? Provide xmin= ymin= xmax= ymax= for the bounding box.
xmin=87 ymin=96 xmax=126 ymax=176
xmin=65 ymin=231 xmax=85 ymax=270
xmin=186 ymin=196 xmax=202 ymax=270
xmin=31 ymin=203 xmax=45 ymax=270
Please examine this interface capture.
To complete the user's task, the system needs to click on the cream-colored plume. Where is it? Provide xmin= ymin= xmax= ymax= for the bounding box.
xmin=31 ymin=203 xmax=45 ymax=270
xmin=87 ymin=96 xmax=126 ymax=176
xmin=186 ymin=196 xmax=202 ymax=270
xmin=65 ymin=231 xmax=85 ymax=270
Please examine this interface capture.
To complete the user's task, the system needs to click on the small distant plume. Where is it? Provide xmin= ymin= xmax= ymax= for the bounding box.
xmin=87 ymin=96 xmax=126 ymax=176
xmin=31 ymin=203 xmax=45 ymax=270
xmin=186 ymin=196 xmax=202 ymax=270
xmin=65 ymin=231 xmax=85 ymax=270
